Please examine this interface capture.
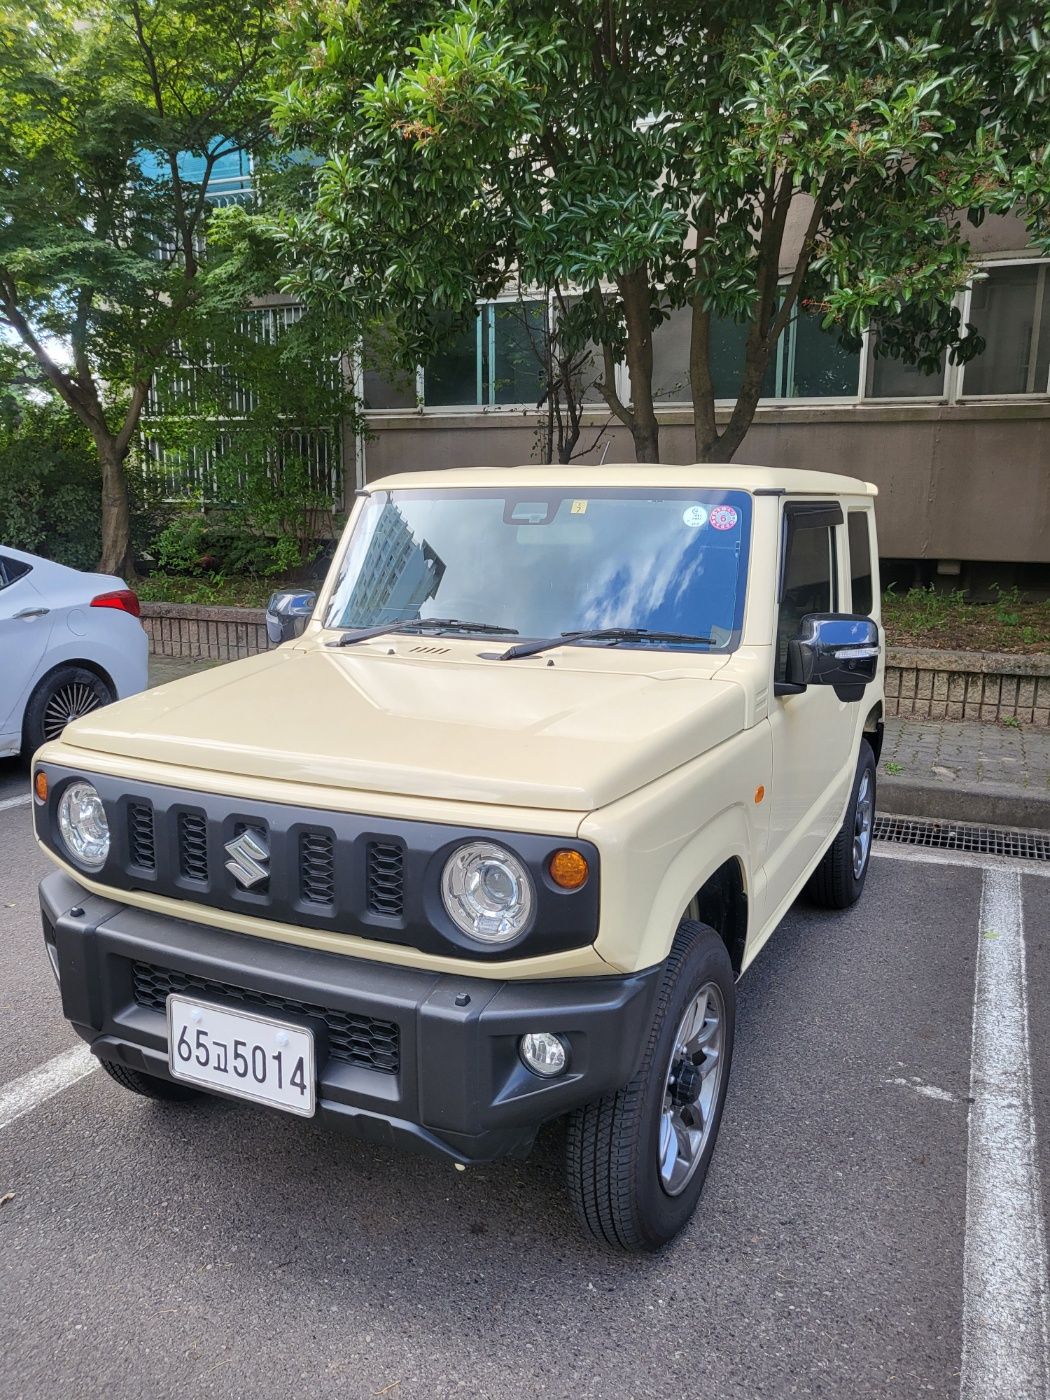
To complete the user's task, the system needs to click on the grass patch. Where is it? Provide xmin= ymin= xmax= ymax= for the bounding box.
xmin=881 ymin=586 xmax=1050 ymax=655
xmin=135 ymin=574 xmax=279 ymax=608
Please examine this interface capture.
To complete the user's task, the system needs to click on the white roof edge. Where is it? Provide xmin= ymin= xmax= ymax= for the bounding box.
xmin=363 ymin=464 xmax=879 ymax=497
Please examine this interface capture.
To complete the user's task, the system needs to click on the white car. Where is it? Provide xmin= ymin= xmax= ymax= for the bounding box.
xmin=0 ymin=546 xmax=148 ymax=759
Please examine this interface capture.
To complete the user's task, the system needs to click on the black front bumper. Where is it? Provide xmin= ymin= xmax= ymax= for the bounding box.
xmin=40 ymin=871 xmax=661 ymax=1164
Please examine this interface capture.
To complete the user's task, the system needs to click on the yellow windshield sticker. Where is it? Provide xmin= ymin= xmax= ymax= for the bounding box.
xmin=570 ymin=499 xmax=588 ymax=515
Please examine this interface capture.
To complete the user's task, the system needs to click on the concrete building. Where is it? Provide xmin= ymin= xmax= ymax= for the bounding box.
xmin=143 ymin=146 xmax=1049 ymax=587
xmin=359 ymin=209 xmax=1049 ymax=590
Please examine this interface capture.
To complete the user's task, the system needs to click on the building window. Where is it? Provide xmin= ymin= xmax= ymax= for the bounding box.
xmin=783 ymin=306 xmax=860 ymax=398
xmin=362 ymin=337 xmax=417 ymax=410
xmin=422 ymin=302 xmax=548 ymax=408
xmin=866 ymin=337 xmax=946 ymax=399
xmin=648 ymin=302 xmax=858 ymax=404
xmin=650 ymin=306 xmax=691 ymax=402
xmin=962 ymin=262 xmax=1050 ymax=396
xmin=423 ymin=312 xmax=481 ymax=406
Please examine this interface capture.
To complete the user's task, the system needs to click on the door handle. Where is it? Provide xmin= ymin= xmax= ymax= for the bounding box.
xmin=13 ymin=607 xmax=50 ymax=620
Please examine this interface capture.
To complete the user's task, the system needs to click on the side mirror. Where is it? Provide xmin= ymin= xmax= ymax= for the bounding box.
xmin=265 ymin=590 xmax=317 ymax=645
xmin=781 ymin=613 xmax=880 ymax=701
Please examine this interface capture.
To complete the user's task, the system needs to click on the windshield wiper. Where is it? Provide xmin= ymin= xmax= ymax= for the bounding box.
xmin=327 ymin=617 xmax=519 ymax=648
xmin=497 ymin=627 xmax=714 ymax=661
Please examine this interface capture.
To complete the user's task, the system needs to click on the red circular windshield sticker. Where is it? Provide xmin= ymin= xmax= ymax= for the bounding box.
xmin=709 ymin=504 xmax=738 ymax=531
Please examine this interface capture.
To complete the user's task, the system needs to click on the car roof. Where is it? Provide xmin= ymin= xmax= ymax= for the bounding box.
xmin=363 ymin=464 xmax=877 ymax=496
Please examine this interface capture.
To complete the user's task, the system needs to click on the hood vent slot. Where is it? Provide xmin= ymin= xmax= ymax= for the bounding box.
xmin=407 ymin=644 xmax=451 ymax=655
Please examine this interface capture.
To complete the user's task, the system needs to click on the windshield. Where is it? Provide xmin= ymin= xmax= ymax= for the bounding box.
xmin=324 ymin=487 xmax=752 ymax=650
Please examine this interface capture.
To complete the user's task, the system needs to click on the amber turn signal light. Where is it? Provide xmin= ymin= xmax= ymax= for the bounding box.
xmin=549 ymin=849 xmax=589 ymax=890
xmin=34 ymin=770 xmax=48 ymax=803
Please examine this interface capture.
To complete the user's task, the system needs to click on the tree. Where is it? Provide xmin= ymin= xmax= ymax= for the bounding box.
xmin=0 ymin=0 xmax=278 ymax=574
xmin=263 ymin=0 xmax=1050 ymax=463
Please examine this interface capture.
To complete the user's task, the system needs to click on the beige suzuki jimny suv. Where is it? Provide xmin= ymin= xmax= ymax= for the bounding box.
xmin=34 ymin=465 xmax=883 ymax=1251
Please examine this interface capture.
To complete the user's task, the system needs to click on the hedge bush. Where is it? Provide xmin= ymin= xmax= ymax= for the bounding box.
xmin=0 ymin=404 xmax=103 ymax=570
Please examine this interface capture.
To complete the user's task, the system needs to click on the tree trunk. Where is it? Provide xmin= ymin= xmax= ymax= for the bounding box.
xmin=690 ymin=297 xmax=719 ymax=462
xmin=96 ymin=436 xmax=135 ymax=579
xmin=619 ymin=268 xmax=660 ymax=463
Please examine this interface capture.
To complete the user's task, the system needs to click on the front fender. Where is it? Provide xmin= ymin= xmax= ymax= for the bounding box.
xmin=581 ymin=722 xmax=772 ymax=975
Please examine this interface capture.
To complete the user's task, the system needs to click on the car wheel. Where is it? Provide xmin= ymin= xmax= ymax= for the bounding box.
xmin=565 ymin=920 xmax=735 ymax=1252
xmin=806 ymin=738 xmax=877 ymax=910
xmin=22 ymin=666 xmax=115 ymax=756
xmin=100 ymin=1060 xmax=200 ymax=1102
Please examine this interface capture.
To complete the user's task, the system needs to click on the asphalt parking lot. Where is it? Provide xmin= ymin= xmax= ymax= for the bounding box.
xmin=1 ymin=753 xmax=1048 ymax=1400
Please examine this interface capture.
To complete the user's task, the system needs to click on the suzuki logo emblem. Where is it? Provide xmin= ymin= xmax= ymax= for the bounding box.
xmin=224 ymin=828 xmax=269 ymax=889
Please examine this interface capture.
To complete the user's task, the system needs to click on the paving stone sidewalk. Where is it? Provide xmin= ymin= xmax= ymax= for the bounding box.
xmin=881 ymin=717 xmax=1050 ymax=793
xmin=148 ymin=656 xmax=1050 ymax=830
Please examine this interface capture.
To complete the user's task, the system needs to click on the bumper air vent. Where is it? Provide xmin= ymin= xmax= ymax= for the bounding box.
xmin=367 ymin=841 xmax=405 ymax=917
xmin=177 ymin=810 xmax=209 ymax=882
xmin=131 ymin=962 xmax=400 ymax=1073
xmin=127 ymin=801 xmax=156 ymax=871
xmin=299 ymin=830 xmax=336 ymax=905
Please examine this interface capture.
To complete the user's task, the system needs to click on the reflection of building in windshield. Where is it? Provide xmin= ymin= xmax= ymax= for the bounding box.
xmin=344 ymin=504 xmax=445 ymax=621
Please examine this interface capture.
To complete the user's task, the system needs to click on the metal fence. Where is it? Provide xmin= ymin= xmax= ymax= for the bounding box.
xmin=143 ymin=425 xmax=342 ymax=505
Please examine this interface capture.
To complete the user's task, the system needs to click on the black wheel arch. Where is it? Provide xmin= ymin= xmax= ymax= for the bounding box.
xmin=688 ymin=857 xmax=748 ymax=978
xmin=863 ymin=702 xmax=884 ymax=764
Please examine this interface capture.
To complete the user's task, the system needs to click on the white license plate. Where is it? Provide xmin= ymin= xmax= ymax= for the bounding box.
xmin=166 ymin=995 xmax=316 ymax=1117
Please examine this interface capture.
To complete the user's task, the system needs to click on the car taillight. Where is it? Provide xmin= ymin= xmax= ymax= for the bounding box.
xmin=90 ymin=589 xmax=141 ymax=618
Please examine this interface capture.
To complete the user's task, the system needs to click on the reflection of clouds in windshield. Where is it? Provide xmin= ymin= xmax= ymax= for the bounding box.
xmin=578 ymin=530 xmax=697 ymax=630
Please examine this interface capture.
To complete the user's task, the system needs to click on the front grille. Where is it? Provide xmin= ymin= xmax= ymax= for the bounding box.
xmin=47 ymin=766 xmax=599 ymax=960
xmin=178 ymin=811 xmax=209 ymax=881
xmin=874 ymin=815 xmax=1050 ymax=862
xmin=367 ymin=841 xmax=404 ymax=916
xmin=299 ymin=831 xmax=335 ymax=905
xmin=128 ymin=802 xmax=156 ymax=871
xmin=131 ymin=962 xmax=400 ymax=1074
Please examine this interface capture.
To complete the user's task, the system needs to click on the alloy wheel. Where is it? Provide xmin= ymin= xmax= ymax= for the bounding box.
xmin=657 ymin=981 xmax=726 ymax=1196
xmin=42 ymin=682 xmax=103 ymax=742
xmin=852 ymin=769 xmax=874 ymax=879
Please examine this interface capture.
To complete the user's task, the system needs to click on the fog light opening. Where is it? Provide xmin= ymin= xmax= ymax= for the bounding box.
xmin=519 ymin=1032 xmax=569 ymax=1078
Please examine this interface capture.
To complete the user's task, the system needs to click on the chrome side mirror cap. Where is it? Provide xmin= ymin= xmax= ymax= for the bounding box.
xmin=780 ymin=613 xmax=880 ymax=701
xmin=265 ymin=590 xmax=317 ymax=645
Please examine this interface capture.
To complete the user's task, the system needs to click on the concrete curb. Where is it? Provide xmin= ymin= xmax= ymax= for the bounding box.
xmin=878 ymin=773 xmax=1050 ymax=832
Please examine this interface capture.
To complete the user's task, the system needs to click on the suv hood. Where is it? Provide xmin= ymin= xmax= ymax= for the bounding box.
xmin=62 ymin=648 xmax=745 ymax=812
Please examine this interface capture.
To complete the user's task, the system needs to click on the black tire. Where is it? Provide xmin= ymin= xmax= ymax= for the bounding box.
xmin=565 ymin=920 xmax=735 ymax=1252
xmin=22 ymin=666 xmax=115 ymax=757
xmin=806 ymin=738 xmax=877 ymax=909
xmin=100 ymin=1060 xmax=200 ymax=1102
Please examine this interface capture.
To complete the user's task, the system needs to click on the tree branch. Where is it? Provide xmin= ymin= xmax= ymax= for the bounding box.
xmin=764 ymin=172 xmax=836 ymax=349
xmin=114 ymin=380 xmax=152 ymax=460
xmin=0 ymin=273 xmax=104 ymax=429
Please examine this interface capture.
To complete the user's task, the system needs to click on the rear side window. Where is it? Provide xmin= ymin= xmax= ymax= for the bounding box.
xmin=847 ymin=511 xmax=874 ymax=616
xmin=775 ymin=503 xmax=841 ymax=680
xmin=0 ymin=554 xmax=31 ymax=590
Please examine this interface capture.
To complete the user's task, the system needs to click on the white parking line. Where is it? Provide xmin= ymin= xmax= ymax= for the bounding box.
xmin=0 ymin=792 xmax=30 ymax=812
xmin=960 ymin=868 xmax=1050 ymax=1400
xmin=0 ymin=1045 xmax=97 ymax=1132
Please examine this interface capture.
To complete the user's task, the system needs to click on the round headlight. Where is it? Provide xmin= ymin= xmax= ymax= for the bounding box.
xmin=441 ymin=841 xmax=534 ymax=944
xmin=57 ymin=781 xmax=110 ymax=872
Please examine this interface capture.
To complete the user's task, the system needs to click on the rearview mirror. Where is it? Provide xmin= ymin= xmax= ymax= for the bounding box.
xmin=266 ymin=590 xmax=317 ymax=645
xmin=781 ymin=613 xmax=880 ymax=701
